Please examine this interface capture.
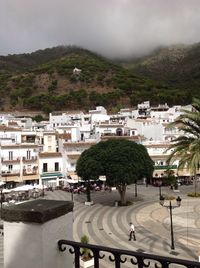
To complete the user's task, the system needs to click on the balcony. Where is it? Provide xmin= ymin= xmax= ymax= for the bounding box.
xmin=42 ymin=168 xmax=61 ymax=173
xmin=1 ymin=170 xmax=20 ymax=176
xmin=1 ymin=157 xmax=20 ymax=163
xmin=58 ymin=240 xmax=200 ymax=268
xmin=22 ymin=156 xmax=38 ymax=162
xmin=23 ymin=169 xmax=37 ymax=176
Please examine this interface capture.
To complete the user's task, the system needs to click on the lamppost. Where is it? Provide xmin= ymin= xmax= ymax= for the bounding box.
xmin=42 ymin=182 xmax=45 ymax=197
xmin=0 ymin=188 xmax=5 ymax=219
xmin=159 ymin=195 xmax=182 ymax=250
xmin=134 ymin=181 xmax=137 ymax=197
xmin=158 ymin=180 xmax=162 ymax=199
xmin=71 ymin=190 xmax=74 ymax=201
xmin=0 ymin=189 xmax=3 ymax=210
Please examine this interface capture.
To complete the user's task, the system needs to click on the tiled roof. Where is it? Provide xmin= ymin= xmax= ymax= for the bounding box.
xmin=0 ymin=125 xmax=21 ymax=132
xmin=64 ymin=141 xmax=97 ymax=147
xmin=58 ymin=133 xmax=71 ymax=140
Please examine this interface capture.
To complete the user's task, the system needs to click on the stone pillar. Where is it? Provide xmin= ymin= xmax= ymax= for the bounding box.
xmin=2 ymin=199 xmax=73 ymax=268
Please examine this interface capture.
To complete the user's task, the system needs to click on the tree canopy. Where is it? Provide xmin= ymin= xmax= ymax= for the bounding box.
xmin=76 ymin=139 xmax=154 ymax=204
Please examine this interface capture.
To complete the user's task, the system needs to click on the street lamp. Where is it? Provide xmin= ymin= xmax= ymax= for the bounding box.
xmin=42 ymin=182 xmax=45 ymax=197
xmin=0 ymin=189 xmax=3 ymax=210
xmin=158 ymin=180 xmax=162 ymax=198
xmin=71 ymin=187 xmax=74 ymax=201
xmin=135 ymin=181 xmax=137 ymax=197
xmin=0 ymin=188 xmax=5 ymax=219
xmin=159 ymin=195 xmax=182 ymax=250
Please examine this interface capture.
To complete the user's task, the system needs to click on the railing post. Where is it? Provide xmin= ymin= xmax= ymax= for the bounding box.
xmin=169 ymin=201 xmax=175 ymax=250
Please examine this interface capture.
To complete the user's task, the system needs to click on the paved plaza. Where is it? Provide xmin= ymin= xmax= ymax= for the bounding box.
xmin=45 ymin=183 xmax=200 ymax=266
xmin=0 ymin=184 xmax=199 ymax=268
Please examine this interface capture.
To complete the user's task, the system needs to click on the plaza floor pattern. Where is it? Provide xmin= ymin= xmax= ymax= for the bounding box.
xmin=45 ymin=185 xmax=200 ymax=267
xmin=0 ymin=184 xmax=199 ymax=268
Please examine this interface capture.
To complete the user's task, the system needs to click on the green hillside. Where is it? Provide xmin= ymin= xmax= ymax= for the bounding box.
xmin=127 ymin=43 xmax=200 ymax=96
xmin=0 ymin=45 xmax=198 ymax=113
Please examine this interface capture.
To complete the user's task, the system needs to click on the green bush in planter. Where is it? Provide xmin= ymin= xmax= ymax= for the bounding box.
xmin=80 ymin=235 xmax=92 ymax=261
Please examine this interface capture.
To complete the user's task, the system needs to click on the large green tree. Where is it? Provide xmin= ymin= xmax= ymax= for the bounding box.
xmin=167 ymin=98 xmax=200 ymax=195
xmin=76 ymin=139 xmax=154 ymax=205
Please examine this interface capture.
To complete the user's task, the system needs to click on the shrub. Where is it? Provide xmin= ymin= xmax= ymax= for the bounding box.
xmin=80 ymin=235 xmax=91 ymax=261
xmin=187 ymin=192 xmax=200 ymax=197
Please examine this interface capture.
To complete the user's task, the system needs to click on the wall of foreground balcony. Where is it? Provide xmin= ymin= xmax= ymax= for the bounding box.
xmin=2 ymin=199 xmax=73 ymax=268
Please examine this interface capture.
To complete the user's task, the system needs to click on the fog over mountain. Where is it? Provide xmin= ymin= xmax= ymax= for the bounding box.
xmin=1 ymin=0 xmax=200 ymax=58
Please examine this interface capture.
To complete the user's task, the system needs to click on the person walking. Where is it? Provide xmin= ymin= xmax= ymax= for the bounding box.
xmin=129 ymin=222 xmax=136 ymax=241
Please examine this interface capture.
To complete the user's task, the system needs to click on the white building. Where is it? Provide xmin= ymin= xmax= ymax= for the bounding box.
xmin=0 ymin=126 xmax=39 ymax=186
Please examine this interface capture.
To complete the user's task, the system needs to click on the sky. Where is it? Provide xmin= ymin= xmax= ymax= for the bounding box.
xmin=1 ymin=0 xmax=200 ymax=58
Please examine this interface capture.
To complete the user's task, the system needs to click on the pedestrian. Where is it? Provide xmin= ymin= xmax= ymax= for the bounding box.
xmin=129 ymin=222 xmax=136 ymax=241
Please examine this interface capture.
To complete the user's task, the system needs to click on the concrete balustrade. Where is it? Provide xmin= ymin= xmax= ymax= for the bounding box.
xmin=2 ymin=199 xmax=74 ymax=268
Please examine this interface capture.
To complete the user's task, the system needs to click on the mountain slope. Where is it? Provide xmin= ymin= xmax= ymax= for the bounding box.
xmin=0 ymin=45 xmax=198 ymax=113
xmin=0 ymin=46 xmax=161 ymax=112
xmin=128 ymin=43 xmax=200 ymax=92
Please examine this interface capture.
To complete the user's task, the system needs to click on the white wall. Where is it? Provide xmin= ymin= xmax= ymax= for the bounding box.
xmin=39 ymin=156 xmax=63 ymax=174
xmin=43 ymin=133 xmax=57 ymax=152
xmin=127 ymin=118 xmax=163 ymax=141
xmin=4 ymin=212 xmax=73 ymax=268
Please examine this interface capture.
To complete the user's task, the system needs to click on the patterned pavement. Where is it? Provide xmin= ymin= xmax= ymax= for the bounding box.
xmin=45 ymin=185 xmax=200 ymax=266
xmin=0 ymin=184 xmax=199 ymax=267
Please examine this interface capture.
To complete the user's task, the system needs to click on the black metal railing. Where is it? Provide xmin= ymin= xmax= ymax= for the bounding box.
xmin=58 ymin=240 xmax=200 ymax=268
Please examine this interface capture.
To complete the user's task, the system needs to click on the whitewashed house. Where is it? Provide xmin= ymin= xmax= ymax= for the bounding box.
xmin=0 ymin=126 xmax=39 ymax=186
xmin=38 ymin=131 xmax=64 ymax=186
xmin=62 ymin=140 xmax=97 ymax=176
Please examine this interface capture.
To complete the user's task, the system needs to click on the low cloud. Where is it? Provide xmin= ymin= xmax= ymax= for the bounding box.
xmin=1 ymin=0 xmax=200 ymax=58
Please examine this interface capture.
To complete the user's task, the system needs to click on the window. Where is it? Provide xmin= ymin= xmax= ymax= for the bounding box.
xmin=43 ymin=163 xmax=48 ymax=172
xmin=9 ymin=151 xmax=13 ymax=160
xmin=27 ymin=150 xmax=31 ymax=160
xmin=55 ymin=162 xmax=59 ymax=171
xmin=8 ymin=165 xmax=13 ymax=171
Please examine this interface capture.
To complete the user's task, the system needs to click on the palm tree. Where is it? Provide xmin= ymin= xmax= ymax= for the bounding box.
xmin=167 ymin=98 xmax=200 ymax=196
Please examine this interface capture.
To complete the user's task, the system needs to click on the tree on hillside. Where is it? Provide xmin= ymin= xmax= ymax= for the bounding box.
xmin=76 ymin=139 xmax=154 ymax=205
xmin=167 ymin=98 xmax=200 ymax=196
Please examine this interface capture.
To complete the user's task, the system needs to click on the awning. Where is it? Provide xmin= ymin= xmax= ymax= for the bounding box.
xmin=41 ymin=176 xmax=59 ymax=180
xmin=41 ymin=172 xmax=63 ymax=178
xmin=41 ymin=172 xmax=64 ymax=180
xmin=68 ymin=174 xmax=79 ymax=180
xmin=99 ymin=176 xmax=106 ymax=181
xmin=13 ymin=185 xmax=36 ymax=191
xmin=58 ymin=178 xmax=68 ymax=182
xmin=66 ymin=179 xmax=79 ymax=184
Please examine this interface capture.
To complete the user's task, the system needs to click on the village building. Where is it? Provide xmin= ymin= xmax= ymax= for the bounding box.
xmin=0 ymin=102 xmax=197 ymax=188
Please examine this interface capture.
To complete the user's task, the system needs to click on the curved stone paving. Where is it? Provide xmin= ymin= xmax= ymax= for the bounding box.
xmin=0 ymin=186 xmax=198 ymax=268
xmin=45 ymin=188 xmax=200 ymax=264
xmin=11 ymin=186 xmax=193 ymax=268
